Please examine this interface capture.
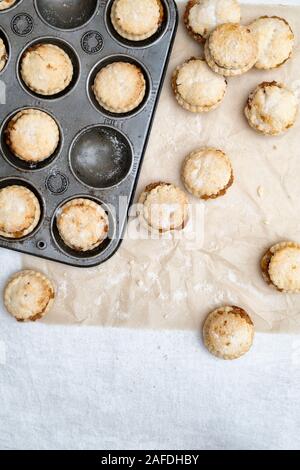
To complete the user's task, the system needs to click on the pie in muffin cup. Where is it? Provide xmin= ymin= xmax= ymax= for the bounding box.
xmin=204 ymin=23 xmax=258 ymax=76
xmin=20 ymin=44 xmax=73 ymax=96
xmin=6 ymin=109 xmax=60 ymax=163
xmin=0 ymin=37 xmax=7 ymax=72
xmin=0 ymin=0 xmax=17 ymax=11
xmin=56 ymin=198 xmax=109 ymax=252
xmin=111 ymin=0 xmax=164 ymax=41
xmin=0 ymin=185 xmax=41 ymax=239
xmin=93 ymin=62 xmax=146 ymax=114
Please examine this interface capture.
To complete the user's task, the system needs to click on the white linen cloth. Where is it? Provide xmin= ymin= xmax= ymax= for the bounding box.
xmin=1 ymin=247 xmax=300 ymax=450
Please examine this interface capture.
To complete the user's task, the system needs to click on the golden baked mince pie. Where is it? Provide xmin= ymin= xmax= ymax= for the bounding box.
xmin=93 ymin=61 xmax=146 ymax=114
xmin=184 ymin=0 xmax=241 ymax=42
xmin=172 ymin=58 xmax=227 ymax=113
xmin=0 ymin=0 xmax=17 ymax=10
xmin=4 ymin=270 xmax=55 ymax=322
xmin=111 ymin=0 xmax=164 ymax=42
xmin=56 ymin=198 xmax=109 ymax=252
xmin=0 ymin=37 xmax=7 ymax=72
xmin=245 ymin=81 xmax=298 ymax=136
xmin=6 ymin=109 xmax=60 ymax=163
xmin=139 ymin=182 xmax=189 ymax=232
xmin=203 ymin=306 xmax=254 ymax=360
xmin=20 ymin=43 xmax=74 ymax=96
xmin=0 ymin=185 xmax=41 ymax=239
xmin=261 ymin=242 xmax=300 ymax=293
xmin=204 ymin=23 xmax=258 ymax=76
xmin=182 ymin=147 xmax=234 ymax=199
xmin=249 ymin=16 xmax=294 ymax=70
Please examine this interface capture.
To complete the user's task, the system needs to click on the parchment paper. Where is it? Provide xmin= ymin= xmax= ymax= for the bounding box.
xmin=22 ymin=3 xmax=300 ymax=333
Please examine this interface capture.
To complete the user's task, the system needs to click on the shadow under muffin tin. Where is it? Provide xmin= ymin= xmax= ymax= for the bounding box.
xmin=0 ymin=0 xmax=178 ymax=267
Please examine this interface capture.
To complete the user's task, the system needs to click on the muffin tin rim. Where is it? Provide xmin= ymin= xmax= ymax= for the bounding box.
xmin=0 ymin=105 xmax=64 ymax=172
xmin=16 ymin=35 xmax=81 ymax=101
xmin=50 ymin=194 xmax=117 ymax=260
xmin=68 ymin=123 xmax=135 ymax=191
xmin=33 ymin=0 xmax=101 ymax=33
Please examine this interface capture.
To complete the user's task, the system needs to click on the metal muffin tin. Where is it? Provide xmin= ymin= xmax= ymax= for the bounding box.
xmin=0 ymin=0 xmax=178 ymax=267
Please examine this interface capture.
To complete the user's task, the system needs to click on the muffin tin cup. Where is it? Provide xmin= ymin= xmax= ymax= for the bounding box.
xmin=0 ymin=0 xmax=178 ymax=267
xmin=105 ymin=0 xmax=171 ymax=50
xmin=0 ymin=106 xmax=64 ymax=172
xmin=51 ymin=195 xmax=116 ymax=260
xmin=69 ymin=124 xmax=134 ymax=190
xmin=17 ymin=36 xmax=81 ymax=100
xmin=0 ymin=0 xmax=24 ymax=14
xmin=87 ymin=54 xmax=152 ymax=119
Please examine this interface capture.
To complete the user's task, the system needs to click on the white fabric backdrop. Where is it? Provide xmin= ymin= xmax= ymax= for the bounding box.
xmin=1 ymin=0 xmax=300 ymax=450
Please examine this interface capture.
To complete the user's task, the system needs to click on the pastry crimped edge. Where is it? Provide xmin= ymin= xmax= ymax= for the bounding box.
xmin=5 ymin=109 xmax=60 ymax=162
xmin=56 ymin=198 xmax=109 ymax=252
xmin=111 ymin=0 xmax=164 ymax=42
xmin=244 ymin=81 xmax=298 ymax=136
xmin=4 ymin=270 xmax=55 ymax=322
xmin=93 ymin=62 xmax=146 ymax=114
xmin=204 ymin=40 xmax=256 ymax=77
xmin=261 ymin=241 xmax=300 ymax=293
xmin=181 ymin=148 xmax=234 ymax=199
xmin=0 ymin=38 xmax=7 ymax=72
xmin=250 ymin=16 xmax=294 ymax=70
xmin=172 ymin=58 xmax=227 ymax=112
xmin=203 ymin=306 xmax=254 ymax=360
xmin=0 ymin=185 xmax=41 ymax=239
xmin=138 ymin=182 xmax=189 ymax=233
xmin=20 ymin=44 xmax=74 ymax=96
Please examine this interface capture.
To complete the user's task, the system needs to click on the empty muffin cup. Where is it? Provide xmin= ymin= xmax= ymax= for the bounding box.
xmin=34 ymin=0 xmax=99 ymax=30
xmin=69 ymin=125 xmax=133 ymax=189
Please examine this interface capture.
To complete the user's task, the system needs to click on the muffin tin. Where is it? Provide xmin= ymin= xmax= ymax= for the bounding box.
xmin=0 ymin=0 xmax=178 ymax=267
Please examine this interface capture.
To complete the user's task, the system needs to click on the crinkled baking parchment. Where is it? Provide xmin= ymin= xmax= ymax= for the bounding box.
xmin=22 ymin=3 xmax=300 ymax=333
